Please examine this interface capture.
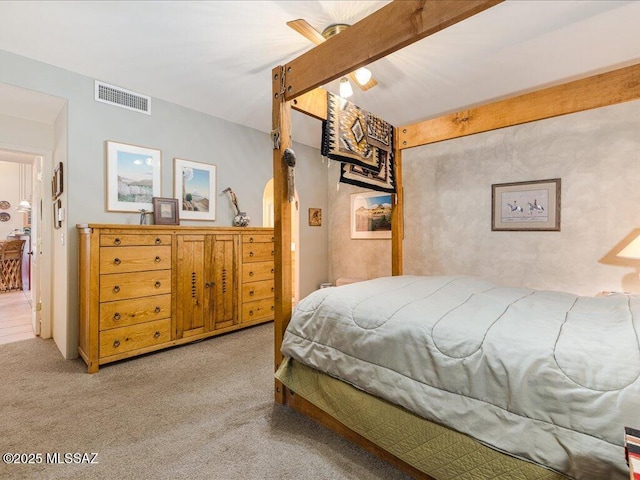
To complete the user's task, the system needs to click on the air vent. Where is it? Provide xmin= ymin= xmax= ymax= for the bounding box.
xmin=94 ymin=81 xmax=151 ymax=114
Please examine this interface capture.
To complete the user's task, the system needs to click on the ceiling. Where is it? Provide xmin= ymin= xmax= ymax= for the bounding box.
xmin=0 ymin=1 xmax=638 ymax=149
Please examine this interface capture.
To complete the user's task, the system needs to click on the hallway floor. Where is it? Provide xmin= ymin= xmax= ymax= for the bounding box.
xmin=0 ymin=290 xmax=35 ymax=345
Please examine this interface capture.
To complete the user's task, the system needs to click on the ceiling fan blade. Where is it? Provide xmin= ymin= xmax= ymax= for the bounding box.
xmin=349 ymin=72 xmax=378 ymax=91
xmin=287 ymin=19 xmax=325 ymax=46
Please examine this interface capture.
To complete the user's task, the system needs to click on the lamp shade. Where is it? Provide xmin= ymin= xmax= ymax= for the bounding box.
xmin=354 ymin=67 xmax=372 ymax=85
xmin=617 ymin=235 xmax=640 ymax=259
xmin=339 ymin=77 xmax=353 ymax=98
xmin=16 ymin=199 xmax=31 ymax=212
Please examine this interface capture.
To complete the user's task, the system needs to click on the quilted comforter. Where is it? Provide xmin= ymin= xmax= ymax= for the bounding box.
xmin=280 ymin=275 xmax=640 ymax=479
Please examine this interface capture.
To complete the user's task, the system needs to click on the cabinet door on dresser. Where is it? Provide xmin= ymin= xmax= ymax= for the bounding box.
xmin=176 ymin=235 xmax=207 ymax=338
xmin=208 ymin=234 xmax=238 ymax=330
xmin=176 ymin=234 xmax=239 ymax=338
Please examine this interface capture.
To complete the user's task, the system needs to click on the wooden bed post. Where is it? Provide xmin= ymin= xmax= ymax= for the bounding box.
xmin=392 ymin=135 xmax=403 ymax=276
xmin=272 ymin=65 xmax=293 ymax=405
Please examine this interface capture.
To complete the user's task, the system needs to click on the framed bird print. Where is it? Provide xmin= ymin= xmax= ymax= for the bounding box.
xmin=491 ymin=178 xmax=561 ymax=231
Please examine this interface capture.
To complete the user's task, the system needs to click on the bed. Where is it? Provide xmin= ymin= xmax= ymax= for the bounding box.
xmin=277 ymin=275 xmax=638 ymax=479
xmin=270 ymin=1 xmax=640 ymax=478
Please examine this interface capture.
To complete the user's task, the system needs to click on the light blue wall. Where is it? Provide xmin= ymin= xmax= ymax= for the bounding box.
xmin=0 ymin=49 xmax=328 ymax=358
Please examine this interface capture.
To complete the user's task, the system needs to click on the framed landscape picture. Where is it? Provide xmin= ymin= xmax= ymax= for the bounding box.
xmin=491 ymin=178 xmax=561 ymax=231
xmin=174 ymin=158 xmax=216 ymax=221
xmin=350 ymin=191 xmax=392 ymax=239
xmin=106 ymin=141 xmax=161 ymax=212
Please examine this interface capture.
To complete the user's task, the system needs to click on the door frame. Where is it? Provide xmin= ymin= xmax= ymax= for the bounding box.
xmin=0 ymin=143 xmax=53 ymax=338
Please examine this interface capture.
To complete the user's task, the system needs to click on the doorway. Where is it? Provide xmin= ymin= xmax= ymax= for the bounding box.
xmin=263 ymin=178 xmax=299 ymax=305
xmin=0 ymin=82 xmax=66 ymax=353
xmin=0 ymin=149 xmax=52 ymax=342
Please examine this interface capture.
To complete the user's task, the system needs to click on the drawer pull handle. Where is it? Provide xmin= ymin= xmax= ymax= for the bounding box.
xmin=154 ymin=331 xmax=161 ymax=339
xmin=154 ymin=306 xmax=161 ymax=314
xmin=249 ymin=271 xmax=254 ymax=277
xmin=271 ymin=287 xmax=274 ymax=292
xmin=154 ymin=281 xmax=161 ymax=288
xmin=249 ymin=310 xmax=254 ymax=316
xmin=155 ymin=237 xmax=161 ymax=245
xmin=271 ymin=250 xmax=274 ymax=256
xmin=114 ymin=238 xmax=121 ymax=246
xmin=113 ymin=312 xmax=121 ymax=321
xmin=271 ymin=237 xmax=275 ymax=242
xmin=205 ymin=282 xmax=210 ymax=288
xmin=114 ymin=258 xmax=121 ymax=265
xmin=249 ymin=252 xmax=254 ymax=257
xmin=113 ymin=340 xmax=120 ymax=348
xmin=249 ymin=237 xmax=254 ymax=243
xmin=271 ymin=305 xmax=274 ymax=311
xmin=249 ymin=290 xmax=255 ymax=296
xmin=155 ymin=256 xmax=161 ymax=263
xmin=271 ymin=268 xmax=274 ymax=274
xmin=113 ymin=285 xmax=120 ymax=293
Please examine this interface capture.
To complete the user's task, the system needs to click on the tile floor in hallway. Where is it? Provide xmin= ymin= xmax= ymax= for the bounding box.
xmin=0 ymin=290 xmax=35 ymax=345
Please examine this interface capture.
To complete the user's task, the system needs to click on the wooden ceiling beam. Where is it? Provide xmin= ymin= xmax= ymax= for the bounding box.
xmin=398 ymin=62 xmax=640 ymax=149
xmin=283 ymin=0 xmax=504 ymax=100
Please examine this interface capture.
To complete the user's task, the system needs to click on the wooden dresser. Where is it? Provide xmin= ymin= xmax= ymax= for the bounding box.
xmin=77 ymin=224 xmax=274 ymax=373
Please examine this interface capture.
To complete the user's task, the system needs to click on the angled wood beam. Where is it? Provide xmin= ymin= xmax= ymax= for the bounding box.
xmin=291 ymin=87 xmax=328 ymax=121
xmin=283 ymin=0 xmax=504 ymax=100
xmin=398 ymin=62 xmax=640 ymax=149
xmin=272 ymin=65 xmax=293 ymax=405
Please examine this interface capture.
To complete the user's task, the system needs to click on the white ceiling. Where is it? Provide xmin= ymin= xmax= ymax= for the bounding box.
xmin=0 ymin=1 xmax=638 ymax=149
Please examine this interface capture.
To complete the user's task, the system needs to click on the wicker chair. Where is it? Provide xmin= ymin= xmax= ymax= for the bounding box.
xmin=0 ymin=240 xmax=25 ymax=292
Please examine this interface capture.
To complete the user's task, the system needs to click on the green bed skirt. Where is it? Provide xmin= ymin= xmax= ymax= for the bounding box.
xmin=276 ymin=358 xmax=568 ymax=480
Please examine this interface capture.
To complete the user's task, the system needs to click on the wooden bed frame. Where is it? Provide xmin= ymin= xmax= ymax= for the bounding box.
xmin=271 ymin=1 xmax=640 ymax=477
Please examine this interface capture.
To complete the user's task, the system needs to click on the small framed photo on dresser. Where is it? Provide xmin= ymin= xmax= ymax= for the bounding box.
xmin=152 ymin=197 xmax=180 ymax=225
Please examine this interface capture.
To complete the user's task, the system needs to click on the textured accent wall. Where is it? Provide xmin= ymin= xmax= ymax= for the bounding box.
xmin=327 ymin=100 xmax=640 ymax=295
xmin=403 ymin=99 xmax=640 ymax=296
xmin=328 ymin=161 xmax=392 ymax=284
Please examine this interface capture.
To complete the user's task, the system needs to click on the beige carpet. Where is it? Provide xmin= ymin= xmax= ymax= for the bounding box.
xmin=0 ymin=323 xmax=411 ymax=480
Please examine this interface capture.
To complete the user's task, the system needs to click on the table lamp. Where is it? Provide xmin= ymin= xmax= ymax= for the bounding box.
xmin=617 ymin=235 xmax=640 ymax=260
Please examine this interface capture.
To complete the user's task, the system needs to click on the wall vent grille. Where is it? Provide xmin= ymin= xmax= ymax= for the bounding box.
xmin=94 ymin=81 xmax=151 ymax=114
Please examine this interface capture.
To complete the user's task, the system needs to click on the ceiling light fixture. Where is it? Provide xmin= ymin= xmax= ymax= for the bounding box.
xmin=287 ymin=20 xmax=377 ymax=94
xmin=354 ymin=67 xmax=372 ymax=86
xmin=339 ymin=77 xmax=353 ymax=98
xmin=16 ymin=163 xmax=31 ymax=213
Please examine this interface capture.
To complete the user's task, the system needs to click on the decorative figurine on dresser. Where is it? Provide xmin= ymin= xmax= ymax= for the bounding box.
xmin=77 ymin=224 xmax=274 ymax=373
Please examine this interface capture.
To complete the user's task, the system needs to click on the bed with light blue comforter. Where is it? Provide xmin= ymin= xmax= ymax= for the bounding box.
xmin=281 ymin=275 xmax=640 ymax=479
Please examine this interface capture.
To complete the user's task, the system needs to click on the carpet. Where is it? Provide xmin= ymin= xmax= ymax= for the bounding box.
xmin=0 ymin=323 xmax=410 ymax=480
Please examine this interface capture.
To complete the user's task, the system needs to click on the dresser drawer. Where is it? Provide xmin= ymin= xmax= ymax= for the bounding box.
xmin=100 ymin=294 xmax=171 ymax=331
xmin=242 ymin=234 xmax=274 ymax=244
xmin=242 ymin=242 xmax=274 ymax=263
xmin=100 ymin=270 xmax=171 ymax=302
xmin=100 ymin=234 xmax=172 ymax=247
xmin=242 ymin=261 xmax=274 ymax=283
xmin=242 ymin=279 xmax=274 ymax=302
xmin=242 ymin=298 xmax=274 ymax=322
xmin=100 ymin=246 xmax=171 ymax=274
xmin=100 ymin=318 xmax=171 ymax=358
